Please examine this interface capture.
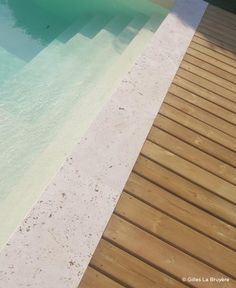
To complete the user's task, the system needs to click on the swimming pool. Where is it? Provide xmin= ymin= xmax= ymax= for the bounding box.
xmin=0 ymin=0 xmax=171 ymax=248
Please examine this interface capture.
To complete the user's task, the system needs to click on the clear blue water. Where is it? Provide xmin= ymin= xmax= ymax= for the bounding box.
xmin=0 ymin=0 xmax=171 ymax=247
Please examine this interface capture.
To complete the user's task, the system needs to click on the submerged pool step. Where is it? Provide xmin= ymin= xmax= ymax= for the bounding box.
xmin=0 ymin=14 xmax=143 ymax=123
xmin=57 ymin=15 xmax=94 ymax=42
xmin=40 ymin=14 xmax=111 ymax=56
xmin=98 ymin=12 xmax=167 ymax=92
xmin=0 ymin=13 xmax=148 ymax=197
xmin=51 ymin=13 xmax=149 ymax=113
xmin=0 ymin=16 xmax=92 ymax=90
xmin=0 ymin=12 xmax=162 ymax=199
xmin=44 ymin=14 xmax=149 ymax=117
xmin=26 ymin=12 xmax=167 ymax=205
xmin=29 ymin=14 xmax=148 ymax=122
xmin=0 ymin=14 xmax=110 ymax=85
xmin=0 ymin=12 xmax=97 ymax=196
xmin=59 ymin=13 xmax=166 ymax=136
xmin=0 ymin=14 xmax=111 ymax=118
xmin=62 ymin=12 xmax=166 ymax=117
xmin=0 ymin=46 xmax=26 ymax=86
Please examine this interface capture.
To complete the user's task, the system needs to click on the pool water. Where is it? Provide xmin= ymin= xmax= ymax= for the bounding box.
xmin=0 ymin=0 xmax=172 ymax=248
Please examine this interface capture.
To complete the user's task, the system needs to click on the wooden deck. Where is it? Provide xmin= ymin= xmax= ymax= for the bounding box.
xmin=79 ymin=5 xmax=236 ymax=288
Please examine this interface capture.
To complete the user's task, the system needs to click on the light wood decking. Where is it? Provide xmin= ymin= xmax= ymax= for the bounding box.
xmin=79 ymin=5 xmax=236 ymax=288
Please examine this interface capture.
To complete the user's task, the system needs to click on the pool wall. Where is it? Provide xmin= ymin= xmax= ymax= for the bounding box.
xmin=0 ymin=0 xmax=207 ymax=287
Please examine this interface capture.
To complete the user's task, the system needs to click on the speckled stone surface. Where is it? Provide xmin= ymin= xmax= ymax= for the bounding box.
xmin=0 ymin=1 xmax=207 ymax=287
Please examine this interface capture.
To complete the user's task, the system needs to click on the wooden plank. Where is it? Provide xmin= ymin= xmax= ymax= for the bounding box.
xmin=104 ymin=215 xmax=236 ymax=288
xmin=181 ymin=61 xmax=236 ymax=93
xmin=125 ymin=173 xmax=236 ymax=248
xmin=91 ymin=239 xmax=187 ymax=288
xmin=148 ymin=126 xmax=236 ymax=185
xmin=165 ymin=93 xmax=236 ymax=137
xmin=178 ymin=68 xmax=236 ymax=103
xmin=188 ymin=42 xmax=236 ymax=73
xmin=185 ymin=51 xmax=236 ymax=81
xmin=141 ymin=140 xmax=236 ymax=204
xmin=169 ymin=83 xmax=236 ymax=124
xmin=115 ymin=192 xmax=236 ymax=277
xmin=134 ymin=155 xmax=236 ymax=235
xmin=203 ymin=12 xmax=236 ymax=30
xmin=160 ymin=103 xmax=236 ymax=152
xmin=197 ymin=26 xmax=236 ymax=50
xmin=208 ymin=4 xmax=236 ymax=19
xmin=190 ymin=33 xmax=236 ymax=61
xmin=164 ymin=94 xmax=236 ymax=138
xmin=173 ymin=75 xmax=236 ymax=114
xmin=201 ymin=15 xmax=236 ymax=38
xmin=199 ymin=21 xmax=236 ymax=43
xmin=207 ymin=5 xmax=236 ymax=27
xmin=79 ymin=267 xmax=124 ymax=288
xmin=200 ymin=19 xmax=236 ymax=43
xmin=189 ymin=36 xmax=236 ymax=66
xmin=195 ymin=31 xmax=236 ymax=57
xmin=154 ymin=114 xmax=236 ymax=168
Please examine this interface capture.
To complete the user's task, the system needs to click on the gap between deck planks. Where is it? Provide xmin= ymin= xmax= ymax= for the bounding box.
xmin=79 ymin=4 xmax=236 ymax=288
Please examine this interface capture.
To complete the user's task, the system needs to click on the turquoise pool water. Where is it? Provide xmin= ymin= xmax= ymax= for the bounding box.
xmin=0 ymin=0 xmax=171 ymax=247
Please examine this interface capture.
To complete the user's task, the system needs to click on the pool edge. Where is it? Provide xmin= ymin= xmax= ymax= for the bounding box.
xmin=0 ymin=1 xmax=208 ymax=287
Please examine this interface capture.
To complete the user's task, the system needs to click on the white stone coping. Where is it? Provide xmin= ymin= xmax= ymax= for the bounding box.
xmin=0 ymin=1 xmax=207 ymax=287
